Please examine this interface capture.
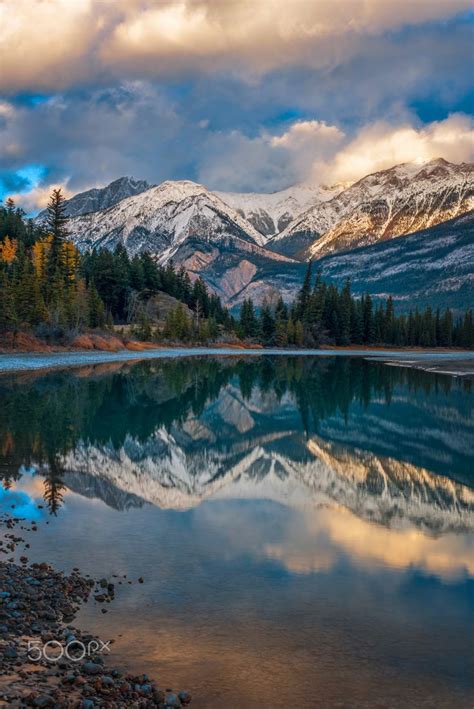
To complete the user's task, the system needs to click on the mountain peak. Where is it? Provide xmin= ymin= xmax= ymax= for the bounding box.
xmin=38 ymin=175 xmax=152 ymax=219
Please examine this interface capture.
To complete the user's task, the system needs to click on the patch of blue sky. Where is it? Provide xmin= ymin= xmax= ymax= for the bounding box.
xmin=263 ymin=109 xmax=306 ymax=129
xmin=0 ymin=164 xmax=47 ymax=201
xmin=12 ymin=93 xmax=52 ymax=108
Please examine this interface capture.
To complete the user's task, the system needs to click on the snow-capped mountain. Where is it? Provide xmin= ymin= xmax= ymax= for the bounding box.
xmin=66 ymin=179 xmax=296 ymax=301
xmin=233 ymin=211 xmax=474 ymax=312
xmin=39 ymin=176 xmax=152 ymax=219
xmin=274 ymin=158 xmax=474 ymax=259
xmin=216 ymin=182 xmax=342 ymax=239
xmin=316 ymin=211 xmax=474 ymax=312
xmin=67 ymin=179 xmax=267 ymax=253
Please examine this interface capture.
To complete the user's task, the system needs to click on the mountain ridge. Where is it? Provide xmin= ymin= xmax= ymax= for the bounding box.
xmin=286 ymin=158 xmax=474 ymax=259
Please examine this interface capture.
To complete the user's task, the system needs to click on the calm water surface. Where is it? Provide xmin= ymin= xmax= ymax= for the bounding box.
xmin=1 ymin=356 xmax=473 ymax=708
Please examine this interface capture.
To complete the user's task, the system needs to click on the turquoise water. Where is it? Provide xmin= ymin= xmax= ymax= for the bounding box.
xmin=1 ymin=356 xmax=473 ymax=707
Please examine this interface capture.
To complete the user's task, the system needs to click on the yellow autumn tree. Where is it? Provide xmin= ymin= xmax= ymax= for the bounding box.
xmin=32 ymin=235 xmax=53 ymax=279
xmin=62 ymin=241 xmax=80 ymax=285
xmin=0 ymin=236 xmax=17 ymax=264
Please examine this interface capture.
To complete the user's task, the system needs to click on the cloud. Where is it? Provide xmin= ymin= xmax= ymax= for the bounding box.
xmin=9 ymin=182 xmax=75 ymax=213
xmin=0 ymin=0 xmax=471 ymax=91
xmin=4 ymin=105 xmax=474 ymax=210
xmin=0 ymin=0 xmax=97 ymax=92
xmin=0 ymin=83 xmax=196 ymax=210
xmin=198 ymin=120 xmax=344 ymax=192
xmin=324 ymin=114 xmax=474 ymax=183
xmin=197 ymin=113 xmax=474 ymax=192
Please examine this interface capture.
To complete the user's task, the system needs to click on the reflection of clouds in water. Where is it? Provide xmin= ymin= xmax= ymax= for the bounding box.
xmin=0 ymin=478 xmax=43 ymax=521
xmin=265 ymin=506 xmax=474 ymax=581
xmin=16 ymin=469 xmax=48 ymax=497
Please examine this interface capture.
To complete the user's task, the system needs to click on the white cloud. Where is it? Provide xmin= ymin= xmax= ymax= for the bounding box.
xmin=324 ymin=114 xmax=474 ymax=183
xmin=198 ymin=113 xmax=474 ymax=191
xmin=0 ymin=0 xmax=471 ymax=90
xmin=198 ymin=120 xmax=345 ymax=191
xmin=11 ymin=182 xmax=75 ymax=213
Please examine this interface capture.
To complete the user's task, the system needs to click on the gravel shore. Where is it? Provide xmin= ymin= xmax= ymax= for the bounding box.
xmin=0 ymin=517 xmax=191 ymax=708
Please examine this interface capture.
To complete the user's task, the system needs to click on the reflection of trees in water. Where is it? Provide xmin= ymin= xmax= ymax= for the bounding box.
xmin=0 ymin=357 xmax=469 ymax=513
xmin=42 ymin=455 xmax=65 ymax=516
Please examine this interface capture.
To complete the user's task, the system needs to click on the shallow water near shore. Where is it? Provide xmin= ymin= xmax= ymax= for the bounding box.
xmin=1 ymin=355 xmax=474 ymax=707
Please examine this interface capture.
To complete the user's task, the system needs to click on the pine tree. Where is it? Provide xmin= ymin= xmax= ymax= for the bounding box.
xmin=362 ymin=294 xmax=375 ymax=344
xmin=275 ymin=317 xmax=288 ymax=347
xmin=88 ymin=284 xmax=105 ymax=328
xmin=287 ymin=317 xmax=295 ymax=345
xmin=296 ymin=261 xmax=312 ymax=320
xmin=260 ymin=300 xmax=275 ymax=345
xmin=239 ymin=298 xmax=259 ymax=339
xmin=45 ymin=189 xmax=68 ymax=280
xmin=15 ymin=259 xmax=46 ymax=327
xmin=339 ymin=279 xmax=352 ymax=346
xmin=384 ymin=296 xmax=395 ymax=343
xmin=0 ymin=270 xmax=16 ymax=331
xmin=440 ymin=309 xmax=453 ymax=347
xmin=294 ymin=320 xmax=304 ymax=346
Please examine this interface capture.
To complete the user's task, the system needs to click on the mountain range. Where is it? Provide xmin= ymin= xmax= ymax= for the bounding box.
xmin=39 ymin=158 xmax=474 ymax=309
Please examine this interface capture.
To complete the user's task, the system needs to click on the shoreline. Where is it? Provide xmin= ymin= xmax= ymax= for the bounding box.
xmin=0 ymin=516 xmax=192 ymax=707
xmin=0 ymin=346 xmax=473 ymax=376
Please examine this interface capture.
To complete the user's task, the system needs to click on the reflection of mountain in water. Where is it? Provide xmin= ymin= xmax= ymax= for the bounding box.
xmin=61 ymin=424 xmax=474 ymax=533
xmin=1 ymin=356 xmax=473 ymax=526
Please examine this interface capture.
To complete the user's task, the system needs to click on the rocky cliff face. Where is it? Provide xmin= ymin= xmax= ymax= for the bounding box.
xmin=65 ymin=179 xmax=264 ymax=252
xmin=66 ymin=179 xmax=297 ymax=301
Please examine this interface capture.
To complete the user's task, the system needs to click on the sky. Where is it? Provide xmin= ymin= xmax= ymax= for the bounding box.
xmin=0 ymin=0 xmax=473 ymax=212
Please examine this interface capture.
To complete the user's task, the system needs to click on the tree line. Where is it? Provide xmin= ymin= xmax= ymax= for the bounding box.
xmin=237 ymin=262 xmax=474 ymax=349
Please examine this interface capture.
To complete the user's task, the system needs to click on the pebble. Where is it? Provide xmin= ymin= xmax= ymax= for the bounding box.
xmin=32 ymin=694 xmax=54 ymax=707
xmin=83 ymin=662 xmax=103 ymax=675
xmin=0 ymin=515 xmax=192 ymax=707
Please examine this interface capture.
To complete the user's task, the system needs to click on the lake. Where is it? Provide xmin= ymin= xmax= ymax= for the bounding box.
xmin=1 ymin=355 xmax=473 ymax=707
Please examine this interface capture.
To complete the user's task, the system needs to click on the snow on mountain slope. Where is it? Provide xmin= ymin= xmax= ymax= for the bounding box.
xmin=231 ymin=211 xmax=474 ymax=312
xmin=67 ymin=179 xmax=268 ymax=253
xmin=66 ymin=178 xmax=297 ymax=302
xmin=316 ymin=210 xmax=474 ymax=312
xmin=309 ymin=160 xmax=474 ymax=258
xmin=61 ymin=159 xmax=474 ymax=305
xmin=216 ymin=182 xmax=342 ymax=240
xmin=272 ymin=159 xmax=474 ymax=259
xmin=38 ymin=176 xmax=152 ymax=219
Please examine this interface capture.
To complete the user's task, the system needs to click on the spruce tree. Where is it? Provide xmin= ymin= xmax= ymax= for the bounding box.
xmin=339 ymin=279 xmax=352 ymax=346
xmin=45 ymin=188 xmax=68 ymax=278
xmin=296 ymin=261 xmax=312 ymax=320
xmin=260 ymin=300 xmax=275 ymax=345
xmin=0 ymin=270 xmax=16 ymax=331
